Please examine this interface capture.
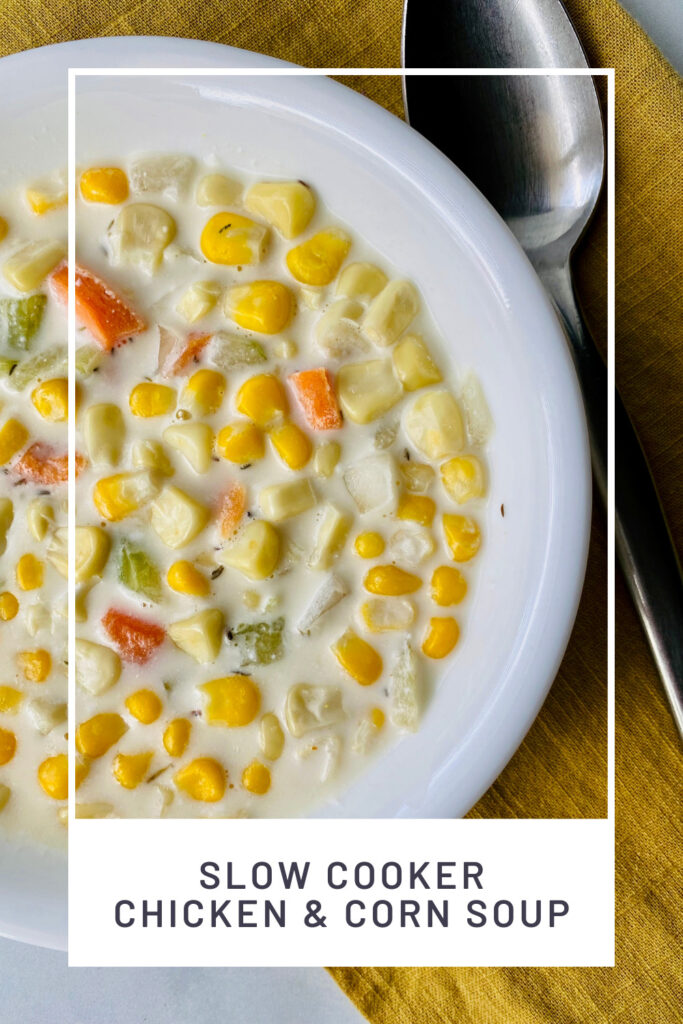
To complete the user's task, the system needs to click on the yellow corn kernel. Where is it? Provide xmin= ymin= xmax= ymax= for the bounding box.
xmin=422 ymin=616 xmax=460 ymax=659
xmin=1 ymin=499 xmax=15 ymax=557
xmin=19 ymin=648 xmax=51 ymax=682
xmin=80 ymin=167 xmax=129 ymax=204
xmin=363 ymin=564 xmax=422 ymax=596
xmin=336 ymin=262 xmax=388 ymax=302
xmin=332 ymin=629 xmax=382 ymax=686
xmin=125 ymin=689 xmax=163 ymax=725
xmin=0 ymin=418 xmax=29 ymax=464
xmin=200 ymin=212 xmax=267 ymax=265
xmin=431 ymin=565 xmax=468 ymax=606
xmin=397 ymin=494 xmax=436 ymax=526
xmin=174 ymin=757 xmax=226 ymax=802
xmin=0 ymin=591 xmax=19 ymax=620
xmin=442 ymin=514 xmax=482 ymax=562
xmin=76 ymin=713 xmax=128 ymax=758
xmin=242 ymin=760 xmax=271 ymax=795
xmin=370 ymin=707 xmax=386 ymax=729
xmin=0 ymin=783 xmax=10 ymax=811
xmin=113 ymin=752 xmax=153 ymax=790
xmin=219 ymin=520 xmax=281 ymax=581
xmin=176 ymin=280 xmax=221 ymax=324
xmin=0 ymin=686 xmax=23 ymax=713
xmin=31 ymin=378 xmax=68 ymax=422
xmin=286 ymin=228 xmax=351 ymax=286
xmin=440 ymin=455 xmax=486 ymax=503
xmin=16 ymin=554 xmax=44 ymax=591
xmin=245 ymin=181 xmax=315 ymax=239
xmin=92 ymin=470 xmax=159 ymax=522
xmin=182 ymin=369 xmax=226 ymax=416
xmin=216 ymin=421 xmax=265 ymax=463
xmin=0 ymin=216 xmax=7 ymax=242
xmin=129 ymin=382 xmax=176 ymax=418
xmin=354 ymin=531 xmax=385 ymax=559
xmin=312 ymin=441 xmax=341 ymax=478
xmin=2 ymin=240 xmax=65 ymax=292
xmin=37 ymin=754 xmax=69 ymax=800
xmin=225 ymin=280 xmax=294 ymax=334
xmin=25 ymin=173 xmax=67 ymax=215
xmin=236 ymin=373 xmax=288 ymax=428
xmin=201 ymin=675 xmax=261 ymax=727
xmin=167 ymin=560 xmax=210 ymax=597
xmin=0 ymin=726 xmax=16 ymax=765
xmin=163 ymin=718 xmax=191 ymax=758
xmin=269 ymin=422 xmax=312 ymax=470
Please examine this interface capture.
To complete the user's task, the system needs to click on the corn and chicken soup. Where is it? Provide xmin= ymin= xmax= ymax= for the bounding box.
xmin=2 ymin=153 xmax=492 ymax=829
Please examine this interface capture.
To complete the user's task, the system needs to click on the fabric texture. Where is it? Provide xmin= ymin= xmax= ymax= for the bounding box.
xmin=1 ymin=0 xmax=680 ymax=1019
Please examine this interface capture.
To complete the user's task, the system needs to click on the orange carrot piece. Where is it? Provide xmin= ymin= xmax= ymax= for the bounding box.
xmin=288 ymin=368 xmax=342 ymax=430
xmin=101 ymin=608 xmax=165 ymax=664
xmin=218 ymin=481 xmax=247 ymax=538
xmin=49 ymin=263 xmax=146 ymax=351
xmin=13 ymin=442 xmax=85 ymax=484
xmin=157 ymin=326 xmax=212 ymax=377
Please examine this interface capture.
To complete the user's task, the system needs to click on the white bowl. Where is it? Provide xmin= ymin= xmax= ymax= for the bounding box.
xmin=0 ymin=37 xmax=590 ymax=948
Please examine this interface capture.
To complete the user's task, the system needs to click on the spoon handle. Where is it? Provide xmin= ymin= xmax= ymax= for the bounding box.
xmin=543 ymin=265 xmax=683 ymax=738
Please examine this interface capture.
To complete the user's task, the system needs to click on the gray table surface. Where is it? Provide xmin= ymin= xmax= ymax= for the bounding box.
xmin=1 ymin=4 xmax=678 ymax=1021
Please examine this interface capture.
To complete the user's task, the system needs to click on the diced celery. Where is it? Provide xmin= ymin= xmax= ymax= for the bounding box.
xmin=0 ymin=357 xmax=18 ymax=377
xmin=118 ymin=542 xmax=162 ymax=602
xmin=0 ymin=295 xmax=47 ymax=350
xmin=229 ymin=617 xmax=285 ymax=665
xmin=210 ymin=331 xmax=266 ymax=371
xmin=75 ymin=344 xmax=104 ymax=377
xmin=6 ymin=344 xmax=67 ymax=391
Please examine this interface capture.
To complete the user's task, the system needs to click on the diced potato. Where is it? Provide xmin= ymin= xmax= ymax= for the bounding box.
xmin=315 ymin=298 xmax=367 ymax=358
xmin=297 ymin=573 xmax=348 ymax=634
xmin=343 ymin=453 xmax=399 ymax=513
xmin=0 ymin=498 xmax=12 ymax=556
xmin=362 ymin=279 xmax=419 ymax=347
xmin=129 ymin=153 xmax=194 ymax=198
xmin=361 ymin=596 xmax=416 ymax=632
xmin=392 ymin=334 xmax=442 ymax=391
xmin=75 ymin=638 xmax=122 ymax=695
xmin=109 ymin=203 xmax=176 ymax=273
xmin=176 ymin=280 xmax=221 ymax=323
xmin=200 ymin=212 xmax=268 ymax=266
xmin=374 ymin=419 xmax=398 ymax=450
xmin=308 ymin=504 xmax=350 ymax=570
xmin=196 ymin=173 xmax=241 ymax=207
xmin=390 ymin=639 xmax=421 ymax=731
xmin=219 ymin=520 xmax=281 ymax=581
xmin=400 ymin=461 xmax=435 ymax=494
xmin=75 ymin=803 xmax=115 ymax=819
xmin=259 ymin=478 xmax=316 ymax=521
xmin=460 ymin=371 xmax=494 ymax=445
xmin=259 ymin=713 xmax=285 ymax=760
xmin=337 ymin=358 xmax=401 ymax=424
xmin=26 ymin=499 xmax=52 ymax=542
xmin=23 ymin=602 xmax=50 ymax=636
xmin=312 ymin=441 xmax=341 ymax=478
xmin=245 ymin=181 xmax=315 ymax=239
xmin=45 ymin=528 xmax=67 ymax=578
xmin=388 ymin=525 xmax=436 ymax=566
xmin=150 ymin=486 xmax=209 ymax=548
xmin=75 ymin=526 xmax=110 ymax=582
xmin=352 ymin=708 xmax=385 ymax=754
xmin=163 ymin=423 xmax=214 ymax=474
xmin=404 ymin=390 xmax=464 ymax=461
xmin=285 ymin=684 xmax=345 ymax=737
xmin=168 ymin=609 xmax=224 ymax=664
xmin=336 ymin=262 xmax=388 ymax=302
xmin=92 ymin=470 xmax=161 ymax=522
xmin=131 ymin=440 xmax=174 ymax=477
xmin=440 ymin=455 xmax=486 ymax=503
xmin=26 ymin=698 xmax=67 ymax=735
xmin=83 ymin=403 xmax=125 ymax=467
xmin=3 ymin=240 xmax=65 ymax=292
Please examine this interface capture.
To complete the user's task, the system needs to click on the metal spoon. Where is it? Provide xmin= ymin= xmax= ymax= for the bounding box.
xmin=403 ymin=0 xmax=683 ymax=736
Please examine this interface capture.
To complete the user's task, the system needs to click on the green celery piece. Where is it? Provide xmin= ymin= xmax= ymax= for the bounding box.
xmin=0 ymin=295 xmax=47 ymax=351
xmin=0 ymin=357 xmax=18 ymax=377
xmin=75 ymin=344 xmax=104 ymax=377
xmin=230 ymin=617 xmax=285 ymax=665
xmin=211 ymin=331 xmax=266 ymax=370
xmin=6 ymin=344 xmax=67 ymax=391
xmin=118 ymin=542 xmax=162 ymax=602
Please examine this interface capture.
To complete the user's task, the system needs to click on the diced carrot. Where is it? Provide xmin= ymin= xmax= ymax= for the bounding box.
xmin=217 ymin=481 xmax=247 ymax=538
xmin=288 ymin=368 xmax=342 ymax=430
xmin=101 ymin=608 xmax=165 ymax=664
xmin=158 ymin=326 xmax=212 ymax=377
xmin=13 ymin=442 xmax=86 ymax=484
xmin=49 ymin=263 xmax=146 ymax=351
